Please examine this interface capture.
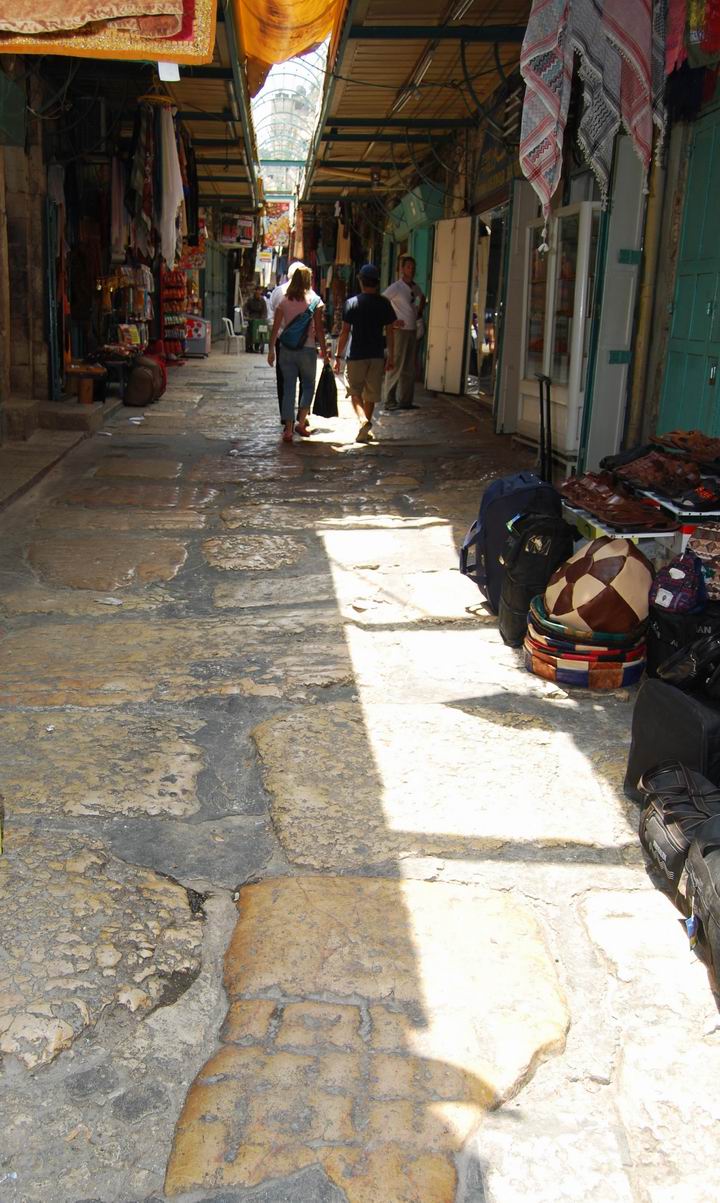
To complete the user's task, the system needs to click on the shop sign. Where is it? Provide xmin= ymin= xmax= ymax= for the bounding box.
xmin=264 ymin=202 xmax=291 ymax=249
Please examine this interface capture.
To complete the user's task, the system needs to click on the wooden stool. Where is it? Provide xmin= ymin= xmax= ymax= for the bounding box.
xmin=67 ymin=363 xmax=107 ymax=405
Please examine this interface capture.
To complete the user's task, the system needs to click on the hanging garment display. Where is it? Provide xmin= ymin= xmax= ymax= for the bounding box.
xmin=110 ymin=157 xmax=130 ymax=263
xmin=519 ymin=0 xmax=573 ymax=218
xmin=0 ymin=0 xmax=215 ymax=62
xmin=159 ymin=105 xmax=184 ymax=268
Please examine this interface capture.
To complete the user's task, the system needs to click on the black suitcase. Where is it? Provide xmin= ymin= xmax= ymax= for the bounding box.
xmin=498 ymin=513 xmax=576 ymax=647
xmin=646 ymin=601 xmax=720 ymax=677
xmin=686 ymin=815 xmax=720 ymax=983
xmin=624 ymin=678 xmax=720 ymax=802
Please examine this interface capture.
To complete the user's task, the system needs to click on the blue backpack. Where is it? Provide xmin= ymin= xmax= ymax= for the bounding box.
xmin=279 ymin=297 xmax=320 ymax=349
xmin=459 ymin=471 xmax=562 ymax=614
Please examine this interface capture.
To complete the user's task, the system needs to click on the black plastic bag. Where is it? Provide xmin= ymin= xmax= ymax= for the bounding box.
xmin=657 ymin=633 xmax=720 ymax=691
xmin=312 ymin=363 xmax=338 ymax=419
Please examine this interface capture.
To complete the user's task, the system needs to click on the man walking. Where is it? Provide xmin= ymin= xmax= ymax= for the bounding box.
xmin=383 ymin=255 xmax=426 ymax=410
xmin=334 ymin=264 xmax=396 ymax=444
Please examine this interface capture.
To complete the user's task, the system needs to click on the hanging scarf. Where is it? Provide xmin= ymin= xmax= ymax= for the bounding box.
xmin=519 ymin=0 xmax=573 ymax=217
xmin=666 ymin=0 xmax=688 ymax=72
xmin=573 ymin=0 xmax=622 ymax=203
xmin=603 ymin=0 xmax=654 ymax=172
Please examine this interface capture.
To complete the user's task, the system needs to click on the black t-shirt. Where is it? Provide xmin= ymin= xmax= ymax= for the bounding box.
xmin=342 ymin=292 xmax=396 ymax=360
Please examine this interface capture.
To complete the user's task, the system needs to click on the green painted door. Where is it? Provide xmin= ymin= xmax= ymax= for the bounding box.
xmin=660 ymin=107 xmax=720 ymax=434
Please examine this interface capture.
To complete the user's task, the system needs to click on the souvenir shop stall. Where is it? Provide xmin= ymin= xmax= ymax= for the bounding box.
xmin=459 ymin=422 xmax=720 ymax=985
xmin=48 ymin=91 xmax=203 ymax=404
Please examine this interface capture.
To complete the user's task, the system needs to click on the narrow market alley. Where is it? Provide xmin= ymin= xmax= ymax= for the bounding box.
xmin=1 ymin=356 xmax=719 ymax=1203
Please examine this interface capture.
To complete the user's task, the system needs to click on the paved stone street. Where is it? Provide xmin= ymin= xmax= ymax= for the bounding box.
xmin=1 ymin=352 xmax=719 ymax=1203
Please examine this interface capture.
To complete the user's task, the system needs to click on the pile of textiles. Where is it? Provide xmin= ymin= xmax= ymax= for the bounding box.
xmin=525 ymin=595 xmax=648 ymax=689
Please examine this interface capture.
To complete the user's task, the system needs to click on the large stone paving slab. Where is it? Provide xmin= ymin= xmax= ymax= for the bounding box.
xmin=93 ymin=457 xmax=183 ymax=480
xmin=165 ymin=876 xmax=568 ymax=1201
xmin=34 ymin=506 xmax=208 ymax=531
xmin=252 ymin=702 xmax=635 ymax=871
xmin=61 ymin=481 xmax=219 ymax=510
xmin=1 ymin=712 xmax=204 ymax=817
xmin=26 ymin=534 xmax=187 ymax=589
xmin=0 ymin=618 xmax=351 ymax=705
xmin=0 ymin=827 xmax=202 ymax=1068
xmin=0 ymin=582 xmax=174 ymax=615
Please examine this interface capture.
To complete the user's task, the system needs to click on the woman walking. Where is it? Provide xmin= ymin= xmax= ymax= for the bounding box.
xmin=267 ymin=266 xmax=328 ymax=443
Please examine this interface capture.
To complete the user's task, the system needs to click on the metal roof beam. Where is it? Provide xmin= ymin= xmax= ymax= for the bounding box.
xmin=181 ymin=66 xmax=234 ymax=79
xmin=193 ymin=139 xmax=243 ymax=148
xmin=196 ymin=157 xmax=246 ymax=165
xmin=314 ymin=160 xmax=409 ymax=168
xmin=176 ymin=111 xmax=234 ymax=122
xmin=348 ymin=23 xmax=525 ymax=41
xmin=305 ymin=179 xmax=375 ymax=188
xmin=198 ymin=175 xmax=247 ymax=182
xmin=325 ymin=117 xmax=474 ymax=128
xmin=259 ymin=159 xmax=306 ymax=166
xmin=323 ymin=133 xmax=452 ymax=143
xmin=302 ymin=0 xmax=363 ymax=201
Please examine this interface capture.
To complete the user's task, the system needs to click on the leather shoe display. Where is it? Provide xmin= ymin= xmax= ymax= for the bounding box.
xmin=559 ymin=472 xmax=679 ymax=532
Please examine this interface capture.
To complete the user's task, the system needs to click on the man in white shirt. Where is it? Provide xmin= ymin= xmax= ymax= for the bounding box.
xmin=383 ymin=255 xmax=426 ymax=410
xmin=268 ymin=262 xmax=308 ymax=420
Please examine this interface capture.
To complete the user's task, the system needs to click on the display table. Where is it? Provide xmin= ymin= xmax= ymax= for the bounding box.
xmin=561 ymin=501 xmax=692 ymax=565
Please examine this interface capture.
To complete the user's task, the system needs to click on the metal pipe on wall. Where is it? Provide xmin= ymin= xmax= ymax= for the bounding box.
xmin=625 ymin=155 xmax=665 ymax=446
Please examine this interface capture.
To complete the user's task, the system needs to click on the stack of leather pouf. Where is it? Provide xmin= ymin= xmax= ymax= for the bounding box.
xmin=524 ymin=536 xmax=654 ymax=689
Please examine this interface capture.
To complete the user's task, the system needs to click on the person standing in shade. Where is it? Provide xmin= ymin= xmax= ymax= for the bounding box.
xmin=268 ymin=265 xmax=328 ymax=443
xmin=268 ymin=261 xmax=307 ymax=422
xmin=334 ymin=264 xmax=396 ymax=444
xmin=383 ymin=255 xmax=426 ymax=410
xmin=245 ymin=286 xmax=268 ymax=353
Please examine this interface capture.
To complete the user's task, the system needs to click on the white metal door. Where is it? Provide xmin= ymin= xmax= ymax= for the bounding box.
xmin=425 ymin=216 xmax=474 ymax=394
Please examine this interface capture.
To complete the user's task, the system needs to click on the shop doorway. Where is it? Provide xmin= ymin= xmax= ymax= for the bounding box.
xmin=659 ymin=103 xmax=720 ymax=435
xmin=466 ymin=209 xmax=507 ymax=405
xmin=425 ymin=216 xmax=475 ymax=395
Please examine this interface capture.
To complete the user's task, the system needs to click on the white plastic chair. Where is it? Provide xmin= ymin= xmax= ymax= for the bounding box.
xmin=222 ymin=316 xmax=245 ymax=355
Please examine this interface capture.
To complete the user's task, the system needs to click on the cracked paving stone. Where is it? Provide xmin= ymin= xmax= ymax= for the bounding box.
xmin=26 ymin=534 xmax=187 ymax=590
xmin=0 ymin=827 xmax=202 ymax=1068
xmin=34 ymin=507 xmax=208 ymax=531
xmin=93 ymin=458 xmax=183 ymax=480
xmin=112 ymin=1083 xmax=171 ymax=1122
xmin=251 ymin=702 xmax=634 ymax=870
xmin=60 ymin=481 xmax=220 ymax=510
xmin=0 ymin=712 xmax=204 ymax=818
xmin=0 ymin=618 xmax=351 ymax=705
xmin=201 ymin=535 xmax=309 ymax=572
xmin=165 ymin=876 xmax=568 ymax=1201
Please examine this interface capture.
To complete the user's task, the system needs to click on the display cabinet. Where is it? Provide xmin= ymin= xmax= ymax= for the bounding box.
xmin=518 ymin=201 xmax=601 ymax=463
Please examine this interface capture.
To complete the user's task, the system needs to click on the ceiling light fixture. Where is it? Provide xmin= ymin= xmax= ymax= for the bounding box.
xmin=450 ymin=0 xmax=474 ymax=18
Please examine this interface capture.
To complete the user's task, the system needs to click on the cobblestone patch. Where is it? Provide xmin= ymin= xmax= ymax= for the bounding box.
xmin=94 ymin=459 xmax=184 ymax=480
xmin=61 ymin=482 xmax=220 ymax=510
xmin=165 ymin=876 xmax=568 ymax=1200
xmin=201 ymin=535 xmax=308 ymax=572
xmin=0 ymin=828 xmax=202 ymax=1067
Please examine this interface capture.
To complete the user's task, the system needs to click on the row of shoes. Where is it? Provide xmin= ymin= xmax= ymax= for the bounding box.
xmin=559 ymin=472 xmax=679 ymax=532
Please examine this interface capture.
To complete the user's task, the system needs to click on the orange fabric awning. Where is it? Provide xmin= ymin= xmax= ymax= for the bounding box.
xmin=232 ymin=0 xmax=346 ymax=95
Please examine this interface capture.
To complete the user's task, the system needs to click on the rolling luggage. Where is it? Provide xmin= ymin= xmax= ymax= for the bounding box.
xmin=624 ymin=678 xmax=720 ymax=802
xmin=459 ymin=472 xmax=561 ymax=614
xmin=647 ymin=601 xmax=720 ymax=677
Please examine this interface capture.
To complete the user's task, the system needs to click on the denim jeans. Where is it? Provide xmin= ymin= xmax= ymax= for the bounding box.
xmin=279 ymin=345 xmax=317 ymax=423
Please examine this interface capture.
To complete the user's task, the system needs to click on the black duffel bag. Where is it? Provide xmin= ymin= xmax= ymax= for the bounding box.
xmin=637 ymin=762 xmax=720 ymax=892
xmin=647 ymin=601 xmax=720 ymax=677
xmin=498 ymin=513 xmax=576 ymax=647
xmin=686 ymin=814 xmax=720 ymax=983
xmin=657 ymin=633 xmax=720 ymax=699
